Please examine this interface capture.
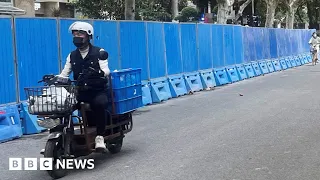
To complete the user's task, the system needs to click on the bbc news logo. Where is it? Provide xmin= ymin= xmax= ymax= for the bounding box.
xmin=9 ymin=158 xmax=94 ymax=170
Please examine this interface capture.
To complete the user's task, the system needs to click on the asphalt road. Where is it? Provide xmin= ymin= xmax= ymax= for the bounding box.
xmin=1 ymin=63 xmax=320 ymax=180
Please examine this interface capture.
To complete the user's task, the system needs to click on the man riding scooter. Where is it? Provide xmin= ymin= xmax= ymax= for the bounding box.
xmin=309 ymin=32 xmax=320 ymax=66
xmin=57 ymin=21 xmax=110 ymax=151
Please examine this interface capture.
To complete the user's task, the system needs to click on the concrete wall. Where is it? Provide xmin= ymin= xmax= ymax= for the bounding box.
xmin=35 ymin=2 xmax=74 ymax=17
xmin=14 ymin=0 xmax=35 ymax=17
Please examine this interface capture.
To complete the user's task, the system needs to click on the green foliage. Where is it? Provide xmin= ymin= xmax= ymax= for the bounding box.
xmin=174 ymin=7 xmax=200 ymax=22
xmin=135 ymin=0 xmax=172 ymax=21
xmin=73 ymin=0 xmax=124 ymax=19
xmin=73 ymin=0 xmax=188 ymax=21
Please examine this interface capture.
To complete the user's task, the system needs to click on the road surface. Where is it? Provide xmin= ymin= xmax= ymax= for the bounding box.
xmin=1 ymin=63 xmax=320 ymax=180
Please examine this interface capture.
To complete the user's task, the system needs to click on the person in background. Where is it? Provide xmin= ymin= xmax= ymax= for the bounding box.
xmin=309 ymin=32 xmax=320 ymax=66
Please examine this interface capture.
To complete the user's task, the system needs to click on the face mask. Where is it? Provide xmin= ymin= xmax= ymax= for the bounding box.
xmin=73 ymin=37 xmax=85 ymax=48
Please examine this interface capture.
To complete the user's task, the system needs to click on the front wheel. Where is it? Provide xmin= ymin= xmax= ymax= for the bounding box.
xmin=107 ymin=138 xmax=123 ymax=154
xmin=44 ymin=139 xmax=68 ymax=179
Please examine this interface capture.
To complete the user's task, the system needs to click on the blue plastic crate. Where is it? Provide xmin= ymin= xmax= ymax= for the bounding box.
xmin=114 ymin=97 xmax=143 ymax=114
xmin=110 ymin=68 xmax=143 ymax=114
xmin=110 ymin=68 xmax=142 ymax=89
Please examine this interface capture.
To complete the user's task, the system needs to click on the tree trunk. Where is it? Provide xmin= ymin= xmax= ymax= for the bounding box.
xmin=217 ymin=2 xmax=229 ymax=24
xmin=264 ymin=0 xmax=276 ymax=27
xmin=286 ymin=6 xmax=295 ymax=29
xmin=171 ymin=0 xmax=178 ymax=19
xmin=235 ymin=0 xmax=252 ymax=21
xmin=125 ymin=0 xmax=135 ymax=20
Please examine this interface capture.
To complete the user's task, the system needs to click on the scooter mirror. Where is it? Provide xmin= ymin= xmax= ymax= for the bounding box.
xmin=99 ymin=50 xmax=108 ymax=60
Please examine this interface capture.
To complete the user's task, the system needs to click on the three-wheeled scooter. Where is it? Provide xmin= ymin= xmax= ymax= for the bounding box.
xmin=24 ymin=68 xmax=142 ymax=179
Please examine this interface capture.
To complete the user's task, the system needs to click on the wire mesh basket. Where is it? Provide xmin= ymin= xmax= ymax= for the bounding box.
xmin=24 ymin=85 xmax=78 ymax=115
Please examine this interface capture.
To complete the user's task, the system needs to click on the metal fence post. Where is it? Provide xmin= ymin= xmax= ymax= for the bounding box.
xmin=162 ymin=22 xmax=168 ymax=77
xmin=196 ymin=23 xmax=200 ymax=71
xmin=116 ymin=21 xmax=122 ymax=70
xmin=11 ymin=16 xmax=20 ymax=103
xmin=56 ymin=17 xmax=62 ymax=72
xmin=178 ymin=23 xmax=183 ymax=73
xmin=144 ymin=22 xmax=150 ymax=80
xmin=210 ymin=24 xmax=213 ymax=69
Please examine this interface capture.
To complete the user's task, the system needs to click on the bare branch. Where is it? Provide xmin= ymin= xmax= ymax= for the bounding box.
xmin=235 ymin=0 xmax=252 ymax=20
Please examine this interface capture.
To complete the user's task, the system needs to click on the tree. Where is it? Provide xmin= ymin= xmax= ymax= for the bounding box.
xmin=125 ymin=0 xmax=135 ymax=20
xmin=175 ymin=6 xmax=200 ymax=22
xmin=135 ymin=0 xmax=188 ymax=21
xmin=73 ymin=0 xmax=125 ymax=19
xmin=264 ymin=0 xmax=279 ymax=27
xmin=172 ymin=0 xmax=179 ymax=18
xmin=283 ymin=0 xmax=302 ymax=28
xmin=234 ymin=0 xmax=252 ymax=23
xmin=306 ymin=0 xmax=320 ymax=29
xmin=74 ymin=0 xmax=188 ymax=21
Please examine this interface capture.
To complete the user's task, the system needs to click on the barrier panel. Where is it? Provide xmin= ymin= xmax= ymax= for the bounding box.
xmin=302 ymin=55 xmax=309 ymax=64
xmin=295 ymin=56 xmax=302 ymax=66
xmin=213 ymin=68 xmax=230 ymax=86
xmin=298 ymin=54 xmax=307 ymax=64
xmin=168 ymin=74 xmax=188 ymax=97
xmin=0 ymin=19 xmax=316 ymax=103
xmin=289 ymin=56 xmax=297 ymax=67
xmin=212 ymin=25 xmax=224 ymax=67
xmin=243 ymin=63 xmax=255 ymax=78
xmin=20 ymin=102 xmax=46 ymax=134
xmin=258 ymin=61 xmax=269 ymax=74
xmin=198 ymin=24 xmax=213 ymax=70
xmin=199 ymin=70 xmax=216 ymax=89
xmin=306 ymin=53 xmax=312 ymax=63
xmin=266 ymin=60 xmax=275 ymax=72
xmin=150 ymin=77 xmax=172 ymax=103
xmin=142 ymin=81 xmax=152 ymax=105
xmin=272 ymin=60 xmax=282 ymax=71
xmin=235 ymin=64 xmax=248 ymax=80
xmin=262 ymin=28 xmax=271 ymax=60
xmin=146 ymin=22 xmax=166 ymax=79
xmin=164 ymin=23 xmax=183 ymax=75
xmin=279 ymin=58 xmax=288 ymax=70
xmin=181 ymin=24 xmax=198 ymax=72
xmin=184 ymin=72 xmax=204 ymax=92
xmin=119 ymin=21 xmax=149 ymax=80
xmin=254 ymin=28 xmax=264 ymax=60
xmin=276 ymin=29 xmax=286 ymax=57
xmin=251 ymin=62 xmax=262 ymax=76
xmin=93 ymin=20 xmax=120 ymax=71
xmin=224 ymin=25 xmax=236 ymax=66
xmin=269 ymin=29 xmax=278 ymax=58
xmin=0 ymin=17 xmax=17 ymax=104
xmin=301 ymin=54 xmax=309 ymax=64
xmin=0 ymin=104 xmax=23 ymax=143
xmin=285 ymin=57 xmax=292 ymax=68
xmin=243 ymin=27 xmax=256 ymax=62
xmin=15 ymin=18 xmax=60 ymax=101
xmin=234 ymin=26 xmax=244 ymax=64
xmin=226 ymin=66 xmax=240 ymax=83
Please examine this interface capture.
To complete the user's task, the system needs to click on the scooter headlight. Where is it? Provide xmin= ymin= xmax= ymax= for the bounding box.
xmin=37 ymin=118 xmax=60 ymax=129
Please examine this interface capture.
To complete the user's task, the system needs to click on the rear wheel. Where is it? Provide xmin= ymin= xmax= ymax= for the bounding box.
xmin=107 ymin=138 xmax=123 ymax=154
xmin=44 ymin=139 xmax=68 ymax=179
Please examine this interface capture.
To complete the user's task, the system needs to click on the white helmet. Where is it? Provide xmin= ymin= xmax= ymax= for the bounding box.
xmin=69 ymin=21 xmax=94 ymax=36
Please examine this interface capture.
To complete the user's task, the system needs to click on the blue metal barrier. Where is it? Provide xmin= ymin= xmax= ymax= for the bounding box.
xmin=0 ymin=17 xmax=315 ymax=139
xmin=168 ymin=74 xmax=188 ymax=97
xmin=184 ymin=72 xmax=204 ymax=92
xmin=0 ymin=104 xmax=23 ymax=143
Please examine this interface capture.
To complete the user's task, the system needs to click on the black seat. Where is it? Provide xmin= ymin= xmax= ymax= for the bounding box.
xmin=80 ymin=102 xmax=91 ymax=111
